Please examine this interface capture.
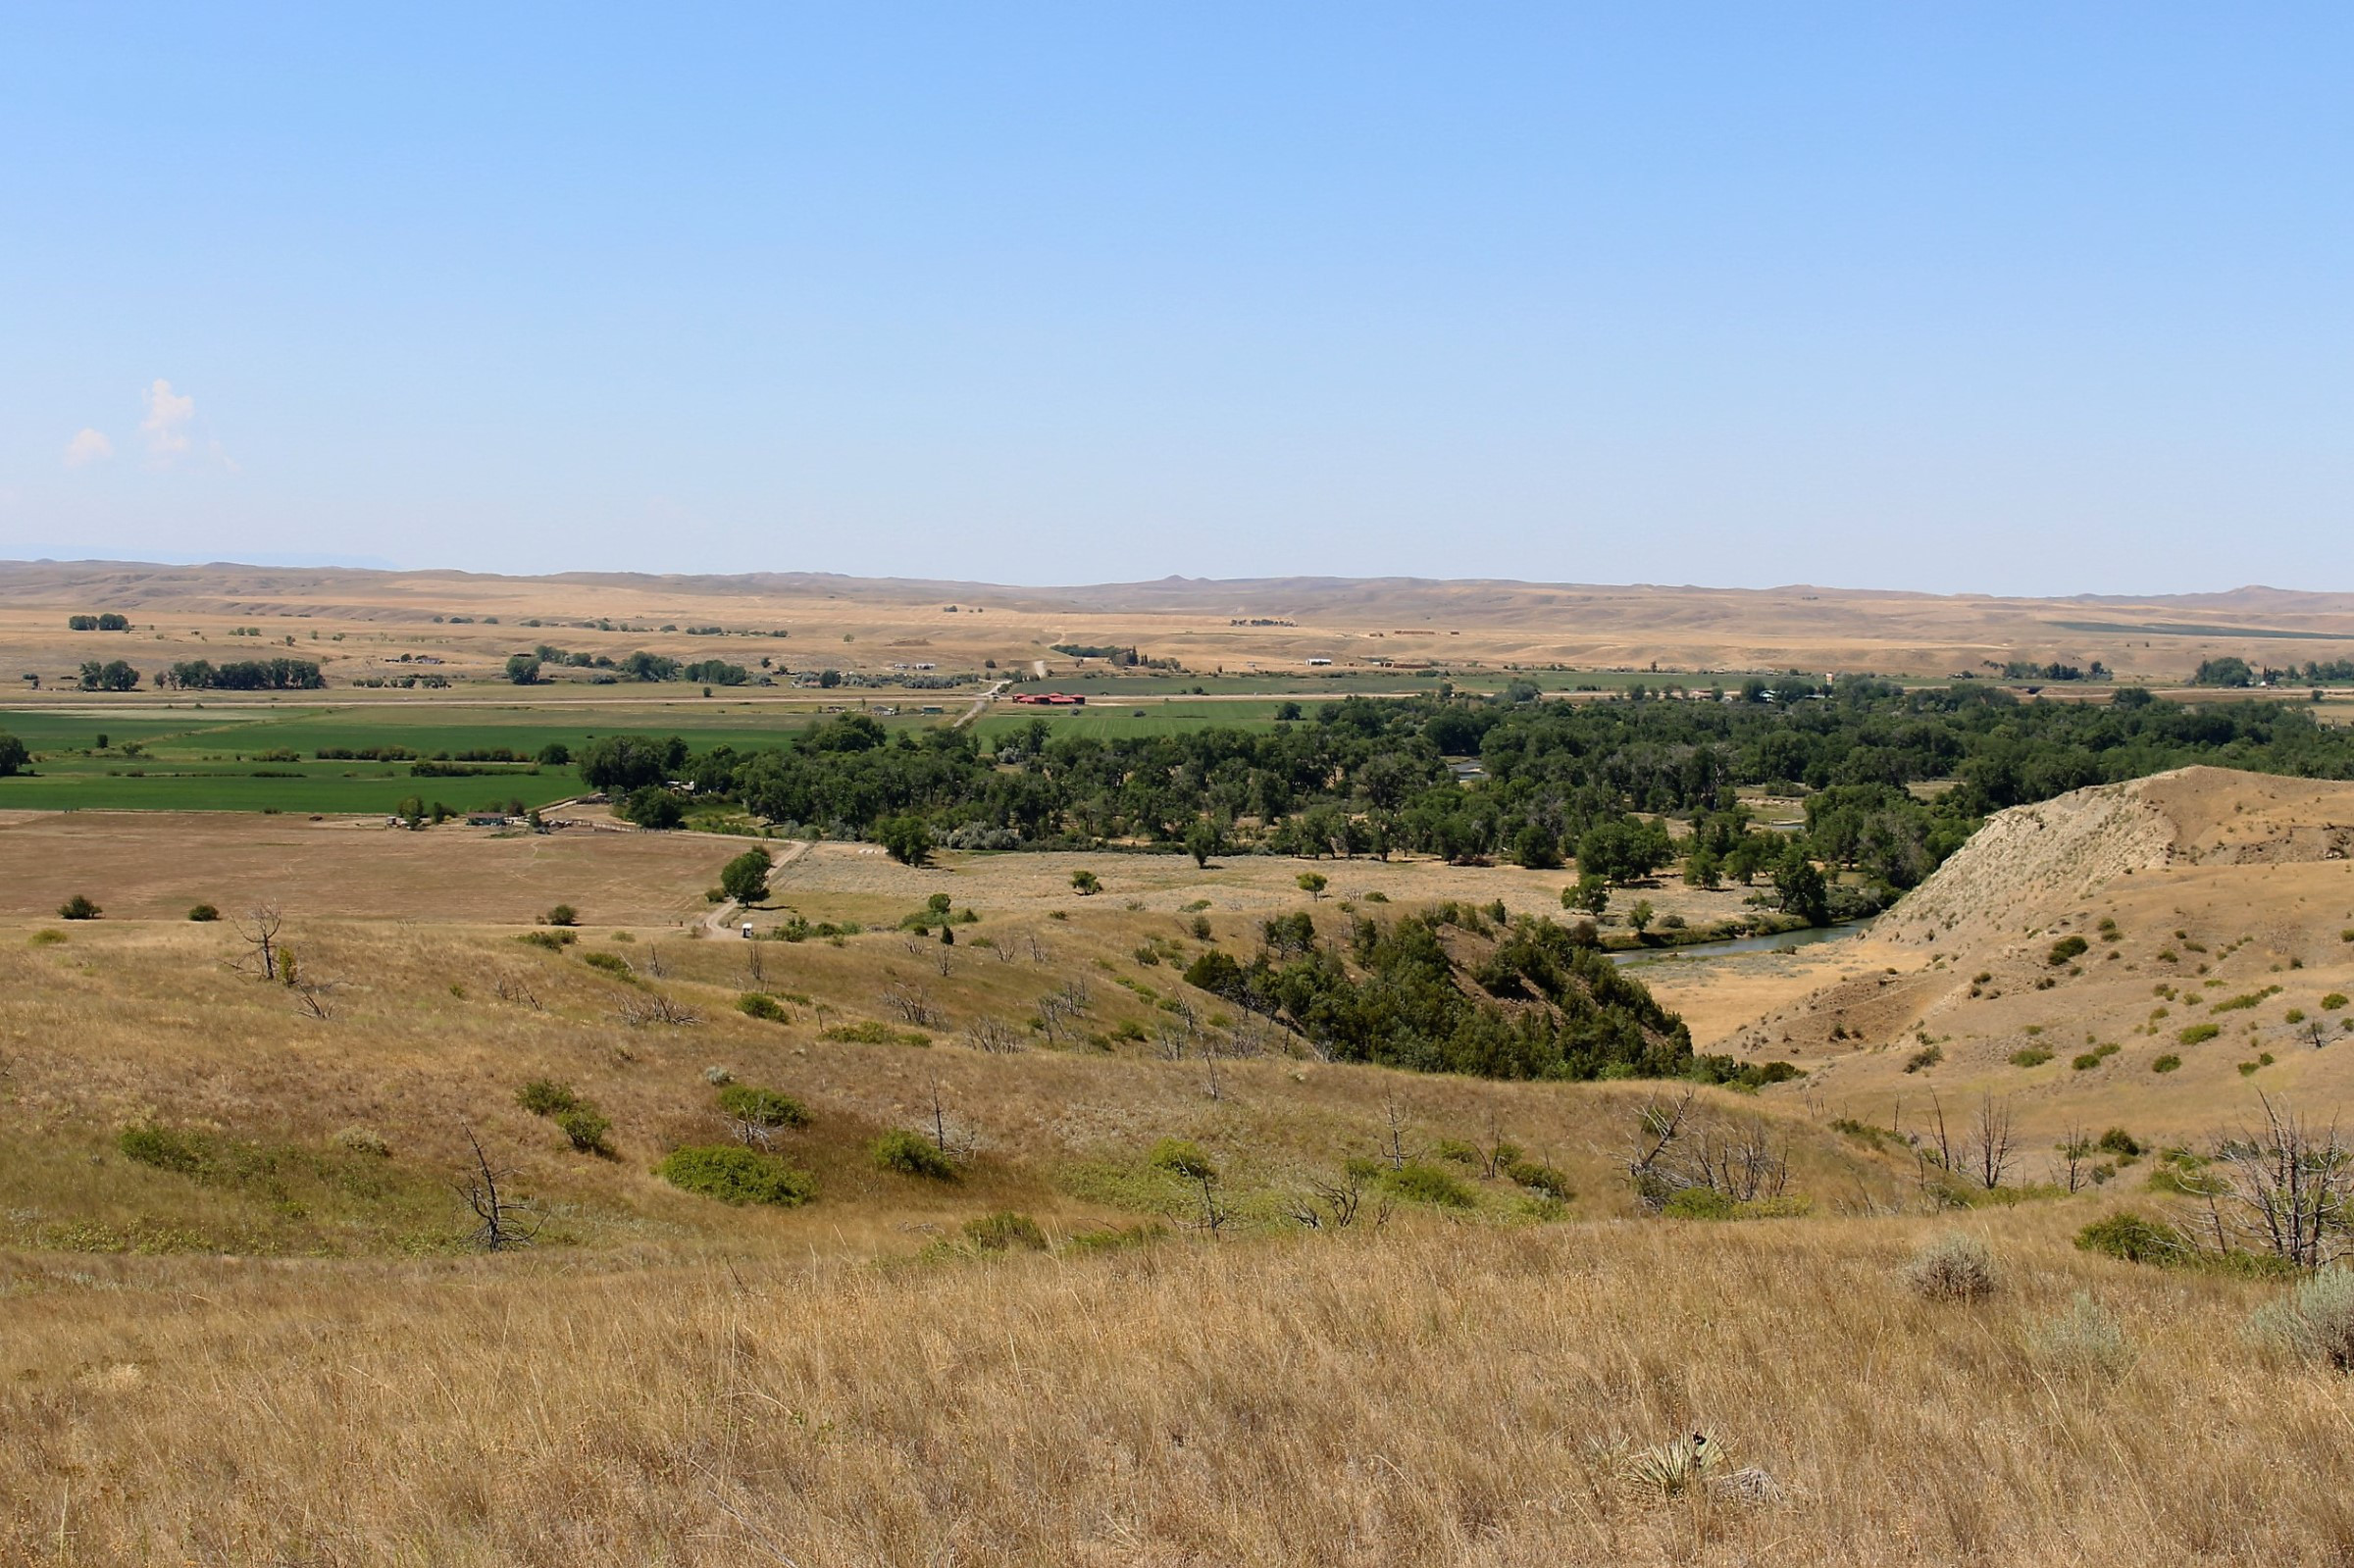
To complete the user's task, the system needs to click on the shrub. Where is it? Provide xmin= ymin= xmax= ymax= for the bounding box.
xmin=118 ymin=1123 xmax=211 ymax=1175
xmin=555 ymin=1105 xmax=613 ymax=1156
xmin=518 ymin=930 xmax=575 ymax=950
xmin=2176 ymin=1023 xmax=2220 ymax=1045
xmin=2047 ymin=936 xmax=2088 ymax=966
xmin=2075 ymin=1210 xmax=2188 ymax=1265
xmin=516 ymin=1079 xmax=580 ymax=1117
xmin=1383 ymin=1161 xmax=1476 ymax=1208
xmin=2324 ymin=993 xmax=2350 ymax=1012
xmin=1901 ymin=1231 xmax=1998 ymax=1301
xmin=582 ymin=950 xmax=634 ymax=978
xmin=1662 ymin=1187 xmax=1738 ymax=1220
xmin=2071 ymin=1052 xmax=2103 ymax=1071
xmin=541 ymin=903 xmax=579 ymax=927
xmin=2151 ymin=1054 xmax=2182 ymax=1074
xmin=2095 ymin=1128 xmax=2141 ymax=1157
xmin=1431 ymin=1138 xmax=1482 ymax=1166
xmin=186 ymin=903 xmax=220 ymax=923
xmin=2247 ymin=1269 xmax=2354 ymax=1370
xmin=2010 ymin=1046 xmax=2055 ymax=1068
xmin=28 ymin=930 xmax=65 ymax=946
xmin=657 ymin=1144 xmax=817 ymax=1206
xmin=716 ymin=1086 xmax=810 ymax=1129
xmin=58 ymin=894 xmax=100 ymax=921
xmin=963 ymin=1212 xmax=1049 ymax=1252
xmin=821 ymin=1020 xmax=929 ymax=1046
xmin=1903 ymin=1044 xmax=1943 ymax=1073
xmin=873 ymin=1130 xmax=957 ymax=1180
xmin=2030 ymin=1292 xmax=2136 ymax=1381
xmin=738 ymin=992 xmax=787 ymax=1022
xmin=1505 ymin=1158 xmax=1574 ymax=1200
xmin=332 ymin=1125 xmax=390 ymax=1158
xmin=1148 ymin=1138 xmax=1215 ymax=1182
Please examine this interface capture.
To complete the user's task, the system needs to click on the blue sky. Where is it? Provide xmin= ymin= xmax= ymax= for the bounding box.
xmin=2 ymin=4 xmax=2348 ymax=593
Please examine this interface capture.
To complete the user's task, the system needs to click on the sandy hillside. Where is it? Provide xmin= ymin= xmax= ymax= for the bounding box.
xmin=1744 ymin=767 xmax=2354 ymax=1147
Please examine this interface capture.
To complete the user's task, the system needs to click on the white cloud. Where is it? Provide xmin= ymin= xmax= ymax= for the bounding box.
xmin=63 ymin=428 xmax=114 ymax=468
xmin=140 ymin=379 xmax=195 ymax=461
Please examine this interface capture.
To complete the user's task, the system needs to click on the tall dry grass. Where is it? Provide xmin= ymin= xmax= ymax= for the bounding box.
xmin=4 ymin=1211 xmax=2350 ymax=1565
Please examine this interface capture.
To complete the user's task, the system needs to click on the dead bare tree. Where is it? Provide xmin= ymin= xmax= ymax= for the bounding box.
xmin=745 ymin=939 xmax=764 ymax=986
xmin=1380 ymin=1092 xmax=1419 ymax=1171
xmin=882 ymin=983 xmax=943 ymax=1030
xmin=962 ymin=1016 xmax=1025 ymax=1054
xmin=1285 ymin=1163 xmax=1386 ymax=1231
xmin=233 ymin=904 xmax=284 ymax=981
xmin=493 ymin=973 xmax=541 ymax=1010
xmin=933 ymin=943 xmax=954 ymax=978
xmin=1025 ymin=932 xmax=1050 ymax=964
xmin=2056 ymin=1123 xmax=2090 ymax=1193
xmin=1201 ymin=1029 xmax=1222 ymax=1102
xmin=642 ymin=942 xmax=665 ymax=979
xmin=2208 ymin=1093 xmax=2354 ymax=1270
xmin=1967 ymin=1092 xmax=2017 ymax=1190
xmin=1927 ymin=1088 xmax=1955 ymax=1174
xmin=1624 ymin=1087 xmax=1698 ymax=1207
xmin=1479 ymin=1105 xmax=1513 ymax=1180
xmin=617 ymin=992 xmax=702 ymax=1027
xmin=456 ymin=1128 xmax=538 ymax=1252
xmin=1686 ymin=1115 xmax=1790 ymax=1202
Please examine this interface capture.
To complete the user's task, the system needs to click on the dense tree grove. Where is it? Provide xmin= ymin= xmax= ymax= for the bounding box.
xmin=157 ymin=658 xmax=326 ymax=690
xmin=588 ymin=683 xmax=2354 ymax=897
xmin=1185 ymin=904 xmax=1694 ymax=1080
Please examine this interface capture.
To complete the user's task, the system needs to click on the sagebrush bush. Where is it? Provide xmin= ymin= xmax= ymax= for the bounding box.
xmin=822 ymin=1020 xmax=929 ymax=1046
xmin=737 ymin=992 xmax=787 ymax=1022
xmin=2246 ymin=1269 xmax=2354 ymax=1370
xmin=2030 ymin=1292 xmax=2136 ymax=1381
xmin=582 ymin=950 xmax=634 ymax=978
xmin=518 ymin=930 xmax=574 ymax=950
xmin=716 ymin=1086 xmax=810 ymax=1130
xmin=657 ymin=1144 xmax=817 ymax=1206
xmin=186 ymin=903 xmax=220 ymax=923
xmin=331 ymin=1126 xmax=390 ymax=1158
xmin=873 ymin=1130 xmax=957 ymax=1180
xmin=963 ymin=1212 xmax=1049 ymax=1252
xmin=1901 ymin=1231 xmax=1998 ymax=1301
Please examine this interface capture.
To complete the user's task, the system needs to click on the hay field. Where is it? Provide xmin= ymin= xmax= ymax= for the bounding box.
xmin=0 ymin=813 xmax=737 ymax=925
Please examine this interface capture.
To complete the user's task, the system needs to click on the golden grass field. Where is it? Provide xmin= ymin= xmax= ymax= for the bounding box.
xmin=14 ymin=766 xmax=2354 ymax=1561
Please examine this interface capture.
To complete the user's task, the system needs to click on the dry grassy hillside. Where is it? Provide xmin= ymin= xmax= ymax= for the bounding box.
xmin=1738 ymin=768 xmax=2354 ymax=1148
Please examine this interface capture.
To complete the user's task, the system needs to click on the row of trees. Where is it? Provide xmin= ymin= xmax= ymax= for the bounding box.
xmin=557 ymin=684 xmax=2354 ymax=901
xmin=156 ymin=658 xmax=326 ymax=691
xmin=67 ymin=613 xmax=130 ymax=631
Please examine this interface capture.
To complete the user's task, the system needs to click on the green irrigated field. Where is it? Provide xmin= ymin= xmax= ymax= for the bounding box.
xmin=972 ymin=700 xmax=1291 ymax=741
xmin=0 ymin=760 xmax=583 ymax=815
